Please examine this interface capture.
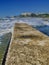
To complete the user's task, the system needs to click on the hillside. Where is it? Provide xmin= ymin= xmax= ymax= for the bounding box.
xmin=19 ymin=13 xmax=49 ymax=18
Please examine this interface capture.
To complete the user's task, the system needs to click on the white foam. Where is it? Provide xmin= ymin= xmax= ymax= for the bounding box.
xmin=0 ymin=18 xmax=49 ymax=35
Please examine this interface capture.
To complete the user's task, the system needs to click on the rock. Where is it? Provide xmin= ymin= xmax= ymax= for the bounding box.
xmin=5 ymin=23 xmax=49 ymax=65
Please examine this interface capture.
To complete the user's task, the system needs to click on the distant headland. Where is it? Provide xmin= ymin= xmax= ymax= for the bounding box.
xmin=0 ymin=12 xmax=49 ymax=20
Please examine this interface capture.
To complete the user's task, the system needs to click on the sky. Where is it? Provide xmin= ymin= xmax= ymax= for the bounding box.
xmin=0 ymin=0 xmax=49 ymax=17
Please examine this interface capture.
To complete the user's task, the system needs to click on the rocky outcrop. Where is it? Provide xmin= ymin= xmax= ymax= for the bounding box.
xmin=5 ymin=23 xmax=49 ymax=65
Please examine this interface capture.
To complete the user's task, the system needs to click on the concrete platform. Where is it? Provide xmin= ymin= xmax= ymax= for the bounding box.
xmin=5 ymin=23 xmax=49 ymax=65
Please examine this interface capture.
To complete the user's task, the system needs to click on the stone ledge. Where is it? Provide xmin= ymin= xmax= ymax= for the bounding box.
xmin=5 ymin=23 xmax=49 ymax=65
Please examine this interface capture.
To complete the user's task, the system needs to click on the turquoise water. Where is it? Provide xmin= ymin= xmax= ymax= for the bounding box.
xmin=0 ymin=33 xmax=11 ymax=65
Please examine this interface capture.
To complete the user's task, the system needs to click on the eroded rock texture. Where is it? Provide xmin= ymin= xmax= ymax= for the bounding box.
xmin=5 ymin=23 xmax=49 ymax=65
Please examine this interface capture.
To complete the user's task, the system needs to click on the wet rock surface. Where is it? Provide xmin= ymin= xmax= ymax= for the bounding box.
xmin=5 ymin=23 xmax=49 ymax=65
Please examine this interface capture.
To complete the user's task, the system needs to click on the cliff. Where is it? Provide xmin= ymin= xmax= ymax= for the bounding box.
xmin=5 ymin=23 xmax=49 ymax=65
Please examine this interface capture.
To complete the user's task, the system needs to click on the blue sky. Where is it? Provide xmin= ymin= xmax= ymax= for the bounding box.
xmin=0 ymin=0 xmax=49 ymax=17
